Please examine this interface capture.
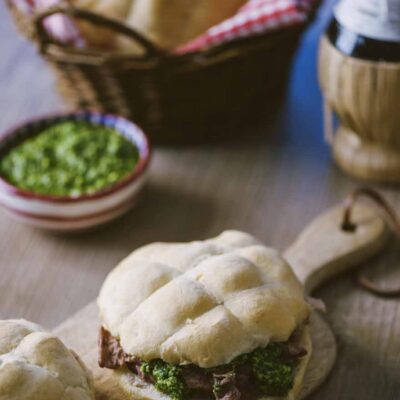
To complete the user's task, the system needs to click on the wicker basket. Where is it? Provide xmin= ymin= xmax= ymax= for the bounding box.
xmin=8 ymin=4 xmax=314 ymax=143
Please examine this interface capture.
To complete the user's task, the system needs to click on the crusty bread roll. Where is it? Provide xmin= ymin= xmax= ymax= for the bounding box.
xmin=0 ymin=319 xmax=95 ymax=400
xmin=69 ymin=0 xmax=134 ymax=49
xmin=98 ymin=231 xmax=312 ymax=399
xmin=124 ymin=0 xmax=247 ymax=51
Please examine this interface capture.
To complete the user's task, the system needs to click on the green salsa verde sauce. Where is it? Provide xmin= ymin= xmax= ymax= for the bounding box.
xmin=0 ymin=121 xmax=139 ymax=197
xmin=139 ymin=342 xmax=296 ymax=400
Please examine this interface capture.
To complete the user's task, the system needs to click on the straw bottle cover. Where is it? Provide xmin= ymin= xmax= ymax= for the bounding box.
xmin=334 ymin=0 xmax=400 ymax=42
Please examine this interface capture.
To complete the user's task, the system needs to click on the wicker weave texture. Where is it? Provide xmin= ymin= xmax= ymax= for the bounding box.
xmin=9 ymin=4 xmax=306 ymax=142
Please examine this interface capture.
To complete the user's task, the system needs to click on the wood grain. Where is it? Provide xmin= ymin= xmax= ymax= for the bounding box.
xmin=285 ymin=203 xmax=389 ymax=294
xmin=319 ymin=37 xmax=400 ymax=182
xmin=1 ymin=0 xmax=400 ymax=399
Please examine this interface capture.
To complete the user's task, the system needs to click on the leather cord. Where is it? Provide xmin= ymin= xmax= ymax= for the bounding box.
xmin=342 ymin=187 xmax=400 ymax=298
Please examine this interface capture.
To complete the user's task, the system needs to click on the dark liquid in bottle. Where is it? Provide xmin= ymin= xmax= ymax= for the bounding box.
xmin=327 ymin=18 xmax=400 ymax=62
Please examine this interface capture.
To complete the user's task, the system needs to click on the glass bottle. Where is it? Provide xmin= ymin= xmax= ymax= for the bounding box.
xmin=327 ymin=0 xmax=400 ymax=62
xmin=319 ymin=0 xmax=400 ymax=183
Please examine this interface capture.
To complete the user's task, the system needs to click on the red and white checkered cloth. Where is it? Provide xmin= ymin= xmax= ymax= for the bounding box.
xmin=11 ymin=0 xmax=317 ymax=54
xmin=177 ymin=0 xmax=318 ymax=53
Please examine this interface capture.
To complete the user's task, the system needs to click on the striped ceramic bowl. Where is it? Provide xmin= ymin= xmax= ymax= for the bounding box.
xmin=0 ymin=112 xmax=151 ymax=231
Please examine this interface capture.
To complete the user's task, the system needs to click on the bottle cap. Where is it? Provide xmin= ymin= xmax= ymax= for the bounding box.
xmin=335 ymin=0 xmax=400 ymax=42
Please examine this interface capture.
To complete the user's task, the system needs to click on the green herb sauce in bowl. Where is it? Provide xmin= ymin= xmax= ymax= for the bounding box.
xmin=0 ymin=112 xmax=150 ymax=231
xmin=0 ymin=121 xmax=139 ymax=197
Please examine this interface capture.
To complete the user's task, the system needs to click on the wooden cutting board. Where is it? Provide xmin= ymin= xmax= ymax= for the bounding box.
xmin=54 ymin=203 xmax=389 ymax=400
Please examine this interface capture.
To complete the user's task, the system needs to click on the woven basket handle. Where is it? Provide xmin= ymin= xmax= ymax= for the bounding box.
xmin=34 ymin=5 xmax=162 ymax=61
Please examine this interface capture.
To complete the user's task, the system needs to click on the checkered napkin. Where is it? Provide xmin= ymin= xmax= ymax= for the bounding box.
xmin=177 ymin=0 xmax=318 ymax=53
xmin=11 ymin=0 xmax=317 ymax=54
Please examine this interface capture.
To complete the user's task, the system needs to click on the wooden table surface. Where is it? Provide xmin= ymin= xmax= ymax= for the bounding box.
xmin=1 ymin=1 xmax=399 ymax=399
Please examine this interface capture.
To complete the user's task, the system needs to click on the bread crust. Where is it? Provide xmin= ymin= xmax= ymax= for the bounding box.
xmin=69 ymin=0 xmax=133 ymax=49
xmin=126 ymin=0 xmax=247 ymax=50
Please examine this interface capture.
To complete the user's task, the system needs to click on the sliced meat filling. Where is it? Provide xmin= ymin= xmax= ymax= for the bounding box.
xmin=99 ymin=327 xmax=308 ymax=400
xmin=213 ymin=372 xmax=241 ymax=400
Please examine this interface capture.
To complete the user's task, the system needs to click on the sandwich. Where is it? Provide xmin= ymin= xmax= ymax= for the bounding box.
xmin=0 ymin=319 xmax=95 ymax=400
xmin=97 ymin=230 xmax=312 ymax=400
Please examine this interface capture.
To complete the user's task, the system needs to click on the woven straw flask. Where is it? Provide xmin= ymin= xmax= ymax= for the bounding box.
xmin=319 ymin=0 xmax=400 ymax=183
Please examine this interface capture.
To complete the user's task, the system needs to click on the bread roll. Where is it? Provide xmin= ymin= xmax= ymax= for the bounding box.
xmin=69 ymin=0 xmax=134 ymax=49
xmin=124 ymin=0 xmax=247 ymax=51
xmin=98 ymin=230 xmax=310 ymax=366
xmin=0 ymin=319 xmax=95 ymax=400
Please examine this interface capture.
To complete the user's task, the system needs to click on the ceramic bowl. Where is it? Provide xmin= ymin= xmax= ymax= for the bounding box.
xmin=0 ymin=111 xmax=151 ymax=231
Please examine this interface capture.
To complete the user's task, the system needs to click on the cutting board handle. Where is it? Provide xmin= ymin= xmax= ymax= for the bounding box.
xmin=284 ymin=189 xmax=392 ymax=296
